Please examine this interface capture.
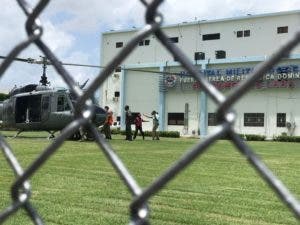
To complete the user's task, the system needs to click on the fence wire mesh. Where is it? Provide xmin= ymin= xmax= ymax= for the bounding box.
xmin=0 ymin=0 xmax=300 ymax=224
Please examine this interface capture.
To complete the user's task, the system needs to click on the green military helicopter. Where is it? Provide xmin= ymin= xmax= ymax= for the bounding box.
xmin=0 ymin=56 xmax=106 ymax=139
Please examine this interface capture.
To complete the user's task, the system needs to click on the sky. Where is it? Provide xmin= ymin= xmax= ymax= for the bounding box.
xmin=0 ymin=0 xmax=300 ymax=93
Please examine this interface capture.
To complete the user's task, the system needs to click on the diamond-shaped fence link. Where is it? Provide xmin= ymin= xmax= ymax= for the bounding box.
xmin=0 ymin=0 xmax=300 ymax=224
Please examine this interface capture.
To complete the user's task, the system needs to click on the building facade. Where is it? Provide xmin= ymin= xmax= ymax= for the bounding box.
xmin=100 ymin=10 xmax=300 ymax=139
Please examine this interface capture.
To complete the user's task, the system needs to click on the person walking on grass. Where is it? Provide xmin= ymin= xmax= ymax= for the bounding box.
xmin=105 ymin=110 xmax=113 ymax=139
xmin=133 ymin=113 xmax=148 ymax=140
xmin=124 ymin=105 xmax=133 ymax=141
xmin=102 ymin=106 xmax=113 ymax=139
xmin=143 ymin=110 xmax=160 ymax=140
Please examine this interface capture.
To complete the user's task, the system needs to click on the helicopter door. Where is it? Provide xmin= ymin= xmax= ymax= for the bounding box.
xmin=41 ymin=96 xmax=50 ymax=122
xmin=15 ymin=95 xmax=42 ymax=123
xmin=57 ymin=95 xmax=71 ymax=112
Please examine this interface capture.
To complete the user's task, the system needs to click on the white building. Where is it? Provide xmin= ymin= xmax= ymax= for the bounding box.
xmin=100 ymin=10 xmax=300 ymax=139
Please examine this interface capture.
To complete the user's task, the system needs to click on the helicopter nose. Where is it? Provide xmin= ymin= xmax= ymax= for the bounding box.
xmin=93 ymin=106 xmax=106 ymax=126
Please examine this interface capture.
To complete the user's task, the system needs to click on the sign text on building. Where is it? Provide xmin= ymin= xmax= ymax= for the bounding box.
xmin=164 ymin=65 xmax=300 ymax=90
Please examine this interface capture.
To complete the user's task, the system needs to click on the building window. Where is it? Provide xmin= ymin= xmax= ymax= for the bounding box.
xmin=116 ymin=42 xmax=123 ymax=48
xmin=173 ymin=55 xmax=179 ymax=62
xmin=236 ymin=30 xmax=244 ymax=38
xmin=114 ymin=91 xmax=120 ymax=97
xmin=244 ymin=113 xmax=264 ymax=127
xmin=244 ymin=30 xmax=250 ymax=37
xmin=202 ymin=33 xmax=220 ymax=41
xmin=138 ymin=39 xmax=150 ymax=46
xmin=237 ymin=30 xmax=243 ymax=38
xmin=236 ymin=30 xmax=250 ymax=38
xmin=208 ymin=113 xmax=217 ymax=126
xmin=168 ymin=113 xmax=184 ymax=125
xmin=277 ymin=26 xmax=288 ymax=34
xmin=215 ymin=50 xmax=226 ymax=59
xmin=277 ymin=113 xmax=286 ymax=127
xmin=115 ymin=67 xmax=121 ymax=72
xmin=169 ymin=37 xmax=179 ymax=43
xmin=194 ymin=52 xmax=205 ymax=60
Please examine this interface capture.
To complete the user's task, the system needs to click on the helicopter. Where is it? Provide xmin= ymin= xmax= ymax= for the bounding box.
xmin=0 ymin=56 xmax=107 ymax=140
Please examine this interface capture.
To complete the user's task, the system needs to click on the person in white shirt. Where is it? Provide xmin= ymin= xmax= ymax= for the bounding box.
xmin=144 ymin=110 xmax=160 ymax=140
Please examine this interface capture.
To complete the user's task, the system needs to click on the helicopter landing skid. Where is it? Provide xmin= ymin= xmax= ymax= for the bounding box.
xmin=12 ymin=130 xmax=24 ymax=138
xmin=47 ymin=131 xmax=56 ymax=140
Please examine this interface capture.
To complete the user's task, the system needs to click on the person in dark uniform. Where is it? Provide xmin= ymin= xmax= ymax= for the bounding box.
xmin=124 ymin=105 xmax=132 ymax=141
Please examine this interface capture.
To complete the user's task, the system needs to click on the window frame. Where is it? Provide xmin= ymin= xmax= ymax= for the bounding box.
xmin=276 ymin=113 xmax=286 ymax=127
xmin=202 ymin=33 xmax=220 ymax=41
xmin=244 ymin=30 xmax=250 ymax=37
xmin=236 ymin=30 xmax=250 ymax=38
xmin=208 ymin=113 xmax=217 ymax=126
xmin=169 ymin=37 xmax=179 ymax=43
xmin=139 ymin=39 xmax=151 ymax=46
xmin=236 ymin=30 xmax=243 ymax=38
xmin=277 ymin=26 xmax=288 ymax=34
xmin=114 ymin=91 xmax=120 ymax=97
xmin=215 ymin=50 xmax=226 ymax=59
xmin=173 ymin=55 xmax=179 ymax=62
xmin=116 ymin=42 xmax=123 ymax=48
xmin=57 ymin=95 xmax=70 ymax=112
xmin=42 ymin=96 xmax=50 ymax=110
xmin=244 ymin=113 xmax=264 ymax=127
xmin=194 ymin=52 xmax=205 ymax=60
xmin=168 ymin=113 xmax=184 ymax=125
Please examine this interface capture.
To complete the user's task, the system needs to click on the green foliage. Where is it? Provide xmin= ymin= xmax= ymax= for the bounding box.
xmin=111 ymin=128 xmax=121 ymax=135
xmin=244 ymin=134 xmax=266 ymax=141
xmin=111 ymin=129 xmax=180 ymax=138
xmin=274 ymin=135 xmax=300 ymax=142
xmin=111 ymin=129 xmax=126 ymax=135
xmin=0 ymin=135 xmax=299 ymax=225
xmin=146 ymin=130 xmax=180 ymax=138
xmin=0 ymin=93 xmax=9 ymax=101
xmin=225 ymin=134 xmax=266 ymax=141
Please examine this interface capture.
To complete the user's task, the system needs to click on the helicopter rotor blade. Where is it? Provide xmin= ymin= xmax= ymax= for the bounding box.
xmin=61 ymin=62 xmax=103 ymax=69
xmin=0 ymin=55 xmax=51 ymax=65
xmin=0 ymin=55 xmax=187 ymax=76
xmin=0 ymin=55 xmax=35 ymax=63
xmin=0 ymin=55 xmax=103 ymax=68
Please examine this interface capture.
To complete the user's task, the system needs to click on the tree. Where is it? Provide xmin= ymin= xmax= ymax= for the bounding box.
xmin=0 ymin=93 xmax=9 ymax=101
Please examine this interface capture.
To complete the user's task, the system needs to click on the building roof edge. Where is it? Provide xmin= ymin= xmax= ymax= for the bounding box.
xmin=102 ymin=9 xmax=300 ymax=35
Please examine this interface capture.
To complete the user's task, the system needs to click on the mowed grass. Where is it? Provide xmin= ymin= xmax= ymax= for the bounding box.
xmin=0 ymin=132 xmax=299 ymax=225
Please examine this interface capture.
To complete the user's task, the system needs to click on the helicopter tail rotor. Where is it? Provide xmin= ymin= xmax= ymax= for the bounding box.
xmin=79 ymin=79 xmax=89 ymax=89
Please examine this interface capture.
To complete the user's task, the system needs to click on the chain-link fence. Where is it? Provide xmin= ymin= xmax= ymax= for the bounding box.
xmin=0 ymin=0 xmax=300 ymax=224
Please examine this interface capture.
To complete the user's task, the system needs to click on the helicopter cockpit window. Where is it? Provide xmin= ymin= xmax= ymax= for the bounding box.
xmin=42 ymin=96 xmax=50 ymax=110
xmin=57 ymin=95 xmax=71 ymax=112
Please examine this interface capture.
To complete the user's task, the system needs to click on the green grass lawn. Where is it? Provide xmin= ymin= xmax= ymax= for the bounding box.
xmin=0 ymin=131 xmax=299 ymax=225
